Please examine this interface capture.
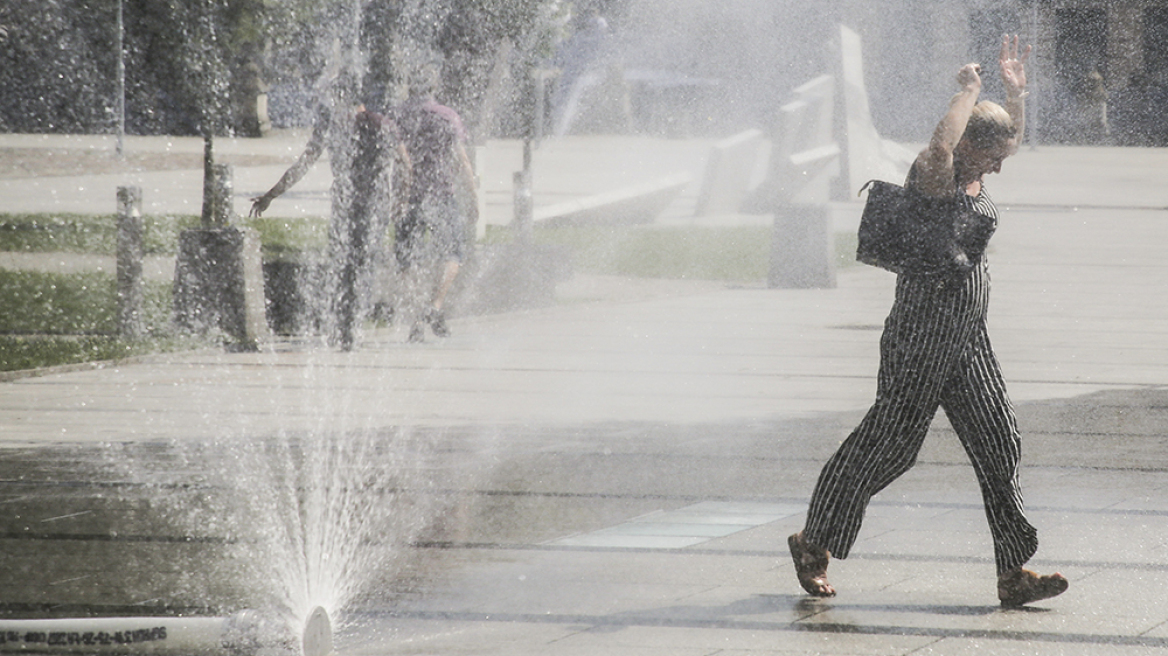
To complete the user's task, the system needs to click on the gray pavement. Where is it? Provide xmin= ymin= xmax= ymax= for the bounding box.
xmin=2 ymin=135 xmax=1168 ymax=655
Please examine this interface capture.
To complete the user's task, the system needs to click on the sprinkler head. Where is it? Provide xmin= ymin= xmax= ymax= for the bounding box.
xmin=302 ymin=607 xmax=333 ymax=656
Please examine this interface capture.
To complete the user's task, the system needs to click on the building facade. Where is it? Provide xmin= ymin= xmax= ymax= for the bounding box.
xmin=847 ymin=0 xmax=1168 ymax=146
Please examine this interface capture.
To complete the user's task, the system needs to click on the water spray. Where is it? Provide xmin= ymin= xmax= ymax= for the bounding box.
xmin=0 ymin=607 xmax=332 ymax=656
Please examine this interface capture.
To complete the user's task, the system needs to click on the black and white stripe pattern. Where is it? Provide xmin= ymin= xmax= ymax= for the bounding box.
xmin=803 ymin=187 xmax=1039 ymax=575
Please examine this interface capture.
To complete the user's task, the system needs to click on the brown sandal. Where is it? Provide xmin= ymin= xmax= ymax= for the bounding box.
xmin=788 ymin=532 xmax=836 ymax=597
xmin=998 ymin=568 xmax=1068 ymax=607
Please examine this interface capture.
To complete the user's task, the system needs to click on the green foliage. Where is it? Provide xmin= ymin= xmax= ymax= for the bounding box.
xmin=526 ymin=223 xmax=859 ymax=281
xmin=0 ymin=214 xmax=201 ymax=255
xmin=259 ymin=0 xmax=343 ymax=94
xmin=613 ymin=228 xmax=771 ymax=280
xmin=0 ymin=212 xmax=336 ymax=258
xmin=2 ymin=0 xmax=568 ymax=135
xmin=0 ymin=0 xmax=120 ymax=133
xmin=0 ymin=211 xmax=328 ymax=371
xmin=0 ymin=215 xmax=116 ymax=254
xmin=0 ymin=335 xmax=197 ymax=373
xmin=0 ymin=210 xmax=218 ymax=371
xmin=457 ymin=0 xmax=561 ymax=46
xmin=241 ymin=215 xmax=330 ymax=259
xmin=532 ymin=225 xmax=772 ymax=282
xmin=0 ymin=270 xmax=172 ymax=336
xmin=0 ymin=271 xmax=117 ymax=334
xmin=0 ymin=209 xmax=330 ymax=311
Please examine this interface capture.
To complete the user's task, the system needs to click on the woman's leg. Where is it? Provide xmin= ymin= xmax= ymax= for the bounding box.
xmin=939 ymin=329 xmax=1037 ymax=575
xmin=803 ymin=274 xmax=978 ymax=559
xmin=941 ymin=329 xmax=1066 ymax=605
xmin=802 ymin=397 xmax=935 ymax=559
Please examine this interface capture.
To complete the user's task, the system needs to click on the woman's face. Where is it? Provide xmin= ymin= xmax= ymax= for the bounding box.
xmin=956 ymin=140 xmax=1011 ymax=184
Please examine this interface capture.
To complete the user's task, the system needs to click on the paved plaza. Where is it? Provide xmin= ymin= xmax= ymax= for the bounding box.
xmin=1 ymin=133 xmax=1168 ymax=655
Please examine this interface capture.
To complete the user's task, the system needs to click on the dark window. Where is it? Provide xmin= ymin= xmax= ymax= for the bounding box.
xmin=1144 ymin=6 xmax=1168 ymax=74
xmin=1054 ymin=7 xmax=1108 ymax=86
xmin=1044 ymin=7 xmax=1109 ymax=143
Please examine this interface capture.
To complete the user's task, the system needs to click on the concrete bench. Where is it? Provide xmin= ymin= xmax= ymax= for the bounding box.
xmin=534 ymin=173 xmax=691 ymax=227
xmin=694 ymin=129 xmax=765 ymax=216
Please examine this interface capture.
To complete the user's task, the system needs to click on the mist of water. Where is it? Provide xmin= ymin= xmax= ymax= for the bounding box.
xmin=213 ymin=429 xmax=441 ymax=629
xmin=99 ymin=424 xmax=459 ymax=642
xmin=11 ymin=0 xmax=1168 ymax=650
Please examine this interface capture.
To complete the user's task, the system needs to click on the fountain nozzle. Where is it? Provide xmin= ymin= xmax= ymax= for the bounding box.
xmin=302 ymin=608 xmax=332 ymax=656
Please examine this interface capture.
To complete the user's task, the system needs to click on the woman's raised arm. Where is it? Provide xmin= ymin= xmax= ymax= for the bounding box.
xmin=911 ymin=63 xmax=982 ymax=197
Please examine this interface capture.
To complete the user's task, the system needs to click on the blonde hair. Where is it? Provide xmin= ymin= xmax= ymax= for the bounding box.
xmin=961 ymin=101 xmax=1016 ymax=149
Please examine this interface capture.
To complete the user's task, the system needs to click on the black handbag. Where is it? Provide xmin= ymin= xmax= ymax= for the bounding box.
xmin=856 ymin=180 xmax=996 ymax=274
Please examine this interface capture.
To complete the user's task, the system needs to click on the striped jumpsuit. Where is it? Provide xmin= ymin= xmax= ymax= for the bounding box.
xmin=802 ymin=183 xmax=1039 ymax=575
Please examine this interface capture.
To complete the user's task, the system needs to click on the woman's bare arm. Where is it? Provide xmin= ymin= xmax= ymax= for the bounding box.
xmin=911 ymin=63 xmax=982 ymax=198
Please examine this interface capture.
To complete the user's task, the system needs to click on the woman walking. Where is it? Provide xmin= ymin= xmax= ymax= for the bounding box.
xmin=789 ymin=35 xmax=1068 ymax=607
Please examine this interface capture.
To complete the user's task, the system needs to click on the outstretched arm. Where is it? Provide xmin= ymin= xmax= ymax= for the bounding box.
xmin=1000 ymin=34 xmax=1032 ymax=154
xmin=912 ymin=63 xmax=982 ymax=197
xmin=249 ymin=123 xmax=327 ymax=217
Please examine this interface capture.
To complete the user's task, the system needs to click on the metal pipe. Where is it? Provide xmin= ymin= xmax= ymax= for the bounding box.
xmin=115 ymin=0 xmax=125 ymax=159
xmin=0 ymin=607 xmax=331 ymax=656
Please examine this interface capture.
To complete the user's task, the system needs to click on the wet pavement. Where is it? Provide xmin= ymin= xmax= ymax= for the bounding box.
xmin=1 ymin=133 xmax=1168 ymax=655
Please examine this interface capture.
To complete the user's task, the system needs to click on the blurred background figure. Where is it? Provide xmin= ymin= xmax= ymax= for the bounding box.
xmin=391 ymin=66 xmax=479 ymax=343
xmin=251 ymin=67 xmax=409 ymax=350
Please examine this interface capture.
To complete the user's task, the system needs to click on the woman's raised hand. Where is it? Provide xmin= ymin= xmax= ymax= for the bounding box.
xmin=957 ymin=63 xmax=982 ymax=91
xmin=999 ymin=34 xmax=1032 ymax=97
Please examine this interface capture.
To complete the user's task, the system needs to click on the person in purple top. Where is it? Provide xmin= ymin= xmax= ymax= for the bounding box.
xmin=392 ymin=67 xmax=479 ymax=342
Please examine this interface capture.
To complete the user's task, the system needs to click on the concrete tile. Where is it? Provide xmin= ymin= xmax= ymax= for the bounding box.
xmin=550 ymin=534 xmax=711 ymax=549
xmin=910 ymin=639 xmax=1168 ymax=655
xmin=684 ymin=501 xmax=807 ymax=517
xmin=708 ymin=521 xmax=801 ymax=552
xmin=547 ymin=501 xmax=800 ymax=550
xmin=551 ymin=624 xmax=937 ymax=655
xmin=633 ymin=510 xmax=789 ymax=526
xmin=341 ymin=619 xmax=583 ymax=656
xmin=593 ymin=522 xmax=751 ymax=538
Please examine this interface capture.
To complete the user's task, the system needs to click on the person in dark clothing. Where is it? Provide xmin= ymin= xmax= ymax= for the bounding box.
xmin=788 ymin=35 xmax=1068 ymax=608
xmin=251 ymin=72 xmax=409 ymax=349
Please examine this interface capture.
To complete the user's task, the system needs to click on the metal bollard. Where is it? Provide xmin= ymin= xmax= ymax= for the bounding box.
xmin=210 ymin=164 xmax=234 ymax=228
xmin=512 ymin=170 xmax=533 ymax=240
xmin=201 ymin=162 xmax=234 ymax=229
xmin=116 ymin=185 xmax=144 ymax=339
